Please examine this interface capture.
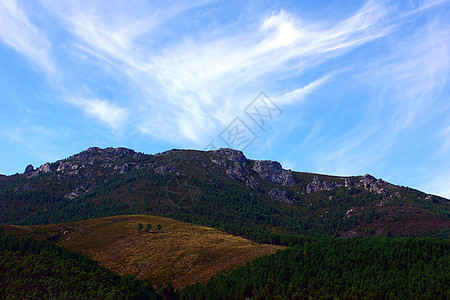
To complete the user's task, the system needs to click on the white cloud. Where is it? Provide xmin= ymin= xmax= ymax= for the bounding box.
xmin=0 ymin=0 xmax=54 ymax=73
xmin=275 ymin=74 xmax=333 ymax=105
xmin=67 ymin=98 xmax=127 ymax=130
xmin=36 ymin=0 xmax=398 ymax=145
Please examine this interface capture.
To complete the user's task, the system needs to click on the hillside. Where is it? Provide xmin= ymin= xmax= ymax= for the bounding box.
xmin=2 ymin=215 xmax=284 ymax=289
xmin=0 ymin=147 xmax=448 ymax=241
xmin=0 ymin=228 xmax=159 ymax=299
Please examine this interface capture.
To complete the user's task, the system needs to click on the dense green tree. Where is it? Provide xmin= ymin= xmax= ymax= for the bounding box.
xmin=181 ymin=237 xmax=450 ymax=299
xmin=0 ymin=230 xmax=160 ymax=299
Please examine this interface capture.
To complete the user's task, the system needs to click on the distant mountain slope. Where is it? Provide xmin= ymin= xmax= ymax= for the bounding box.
xmin=2 ymin=215 xmax=284 ymax=289
xmin=0 ymin=147 xmax=448 ymax=239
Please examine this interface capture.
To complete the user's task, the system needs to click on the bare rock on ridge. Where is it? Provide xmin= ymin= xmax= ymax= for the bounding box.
xmin=252 ymin=160 xmax=297 ymax=186
xmin=306 ymin=176 xmax=339 ymax=193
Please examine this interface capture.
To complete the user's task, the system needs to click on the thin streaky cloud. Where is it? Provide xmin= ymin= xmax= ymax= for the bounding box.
xmin=35 ymin=0 xmax=397 ymax=144
xmin=0 ymin=0 xmax=54 ymax=73
xmin=0 ymin=0 xmax=449 ymax=199
xmin=66 ymin=98 xmax=128 ymax=131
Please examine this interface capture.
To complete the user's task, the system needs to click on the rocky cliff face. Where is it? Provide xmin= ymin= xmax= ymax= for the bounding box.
xmin=304 ymin=174 xmax=392 ymax=196
xmin=252 ymin=160 xmax=297 ymax=186
xmin=268 ymin=188 xmax=293 ymax=204
xmin=306 ymin=176 xmax=340 ymax=193
xmin=22 ymin=147 xmax=150 ymax=199
xmin=26 ymin=163 xmax=55 ymax=178
xmin=213 ymin=148 xmax=247 ymax=164
xmin=210 ymin=149 xmax=297 ymax=188
xmin=18 ymin=147 xmax=445 ymax=208
xmin=358 ymin=174 xmax=387 ymax=195
xmin=210 ymin=148 xmax=248 ymax=173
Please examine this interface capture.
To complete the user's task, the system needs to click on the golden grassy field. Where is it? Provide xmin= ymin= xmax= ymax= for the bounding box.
xmin=2 ymin=215 xmax=285 ymax=289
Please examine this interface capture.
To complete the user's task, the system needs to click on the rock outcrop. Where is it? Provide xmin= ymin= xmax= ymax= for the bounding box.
xmin=268 ymin=188 xmax=293 ymax=204
xmin=73 ymin=147 xmax=141 ymax=163
xmin=27 ymin=162 xmax=54 ymax=178
xmin=14 ymin=183 xmax=35 ymax=192
xmin=155 ymin=165 xmax=175 ymax=174
xmin=63 ymin=185 xmax=92 ymax=200
xmin=252 ymin=160 xmax=297 ymax=186
xmin=344 ymin=178 xmax=353 ymax=187
xmin=360 ymin=174 xmax=387 ymax=195
xmin=226 ymin=164 xmax=246 ymax=181
xmin=24 ymin=164 xmax=34 ymax=174
xmin=306 ymin=176 xmax=339 ymax=193
xmin=213 ymin=148 xmax=247 ymax=164
xmin=121 ymin=163 xmax=129 ymax=173
xmin=210 ymin=148 xmax=251 ymax=182
xmin=245 ymin=176 xmax=259 ymax=190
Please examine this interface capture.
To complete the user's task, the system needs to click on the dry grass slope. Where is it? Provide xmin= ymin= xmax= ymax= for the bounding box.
xmin=2 ymin=215 xmax=284 ymax=289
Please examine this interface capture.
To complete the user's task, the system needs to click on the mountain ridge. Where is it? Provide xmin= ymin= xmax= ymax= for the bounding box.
xmin=17 ymin=146 xmax=448 ymax=201
xmin=0 ymin=146 xmax=448 ymax=239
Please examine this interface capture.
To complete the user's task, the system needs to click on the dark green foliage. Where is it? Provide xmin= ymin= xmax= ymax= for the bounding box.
xmin=146 ymin=223 xmax=152 ymax=231
xmin=156 ymin=224 xmax=162 ymax=231
xmin=1 ymin=149 xmax=449 ymax=244
xmin=181 ymin=237 xmax=450 ymax=299
xmin=138 ymin=223 xmax=143 ymax=231
xmin=0 ymin=230 xmax=159 ymax=299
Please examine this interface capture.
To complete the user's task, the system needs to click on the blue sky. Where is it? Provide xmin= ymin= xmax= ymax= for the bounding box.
xmin=0 ymin=0 xmax=449 ymax=198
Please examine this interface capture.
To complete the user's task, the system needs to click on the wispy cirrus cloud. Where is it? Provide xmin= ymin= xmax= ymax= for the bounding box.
xmin=37 ymin=0 xmax=397 ymax=145
xmin=0 ymin=125 xmax=67 ymax=163
xmin=1 ymin=0 xmax=449 ymax=198
xmin=66 ymin=98 xmax=128 ymax=131
xmin=0 ymin=0 xmax=54 ymax=73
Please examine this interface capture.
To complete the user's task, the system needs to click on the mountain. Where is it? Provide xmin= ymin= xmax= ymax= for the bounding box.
xmin=0 ymin=147 xmax=448 ymax=240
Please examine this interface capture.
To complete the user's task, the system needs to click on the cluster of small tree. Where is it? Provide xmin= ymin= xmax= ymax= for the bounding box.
xmin=137 ymin=223 xmax=162 ymax=232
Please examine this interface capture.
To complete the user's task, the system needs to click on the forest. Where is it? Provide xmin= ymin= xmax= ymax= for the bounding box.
xmin=1 ymin=225 xmax=448 ymax=299
xmin=181 ymin=236 xmax=450 ymax=299
xmin=0 ymin=149 xmax=449 ymax=298
xmin=0 ymin=228 xmax=161 ymax=299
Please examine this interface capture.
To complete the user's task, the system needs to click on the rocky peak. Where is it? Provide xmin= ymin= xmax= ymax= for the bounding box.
xmin=26 ymin=162 xmax=54 ymax=178
xmin=359 ymin=174 xmax=387 ymax=195
xmin=24 ymin=164 xmax=34 ymax=174
xmin=73 ymin=147 xmax=139 ymax=163
xmin=213 ymin=148 xmax=247 ymax=164
xmin=252 ymin=160 xmax=297 ymax=186
xmin=39 ymin=163 xmax=54 ymax=174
